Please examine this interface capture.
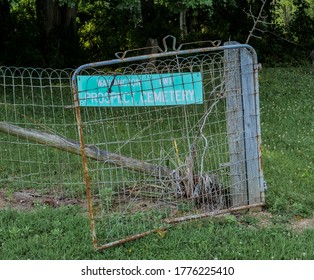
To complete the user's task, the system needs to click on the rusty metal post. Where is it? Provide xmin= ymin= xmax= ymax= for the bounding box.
xmin=71 ymin=78 xmax=98 ymax=249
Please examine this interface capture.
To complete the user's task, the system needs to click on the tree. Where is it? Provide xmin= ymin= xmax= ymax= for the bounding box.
xmin=161 ymin=0 xmax=213 ymax=39
xmin=36 ymin=0 xmax=81 ymax=67
xmin=288 ymin=0 xmax=314 ymax=51
xmin=0 ymin=0 xmax=313 ymax=66
xmin=0 ymin=0 xmax=10 ymax=59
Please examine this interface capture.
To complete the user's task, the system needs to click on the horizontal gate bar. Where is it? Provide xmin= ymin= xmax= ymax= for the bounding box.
xmin=72 ymin=43 xmax=258 ymax=87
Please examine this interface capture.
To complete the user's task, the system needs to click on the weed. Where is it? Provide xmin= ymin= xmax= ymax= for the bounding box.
xmin=98 ymin=187 xmax=114 ymax=209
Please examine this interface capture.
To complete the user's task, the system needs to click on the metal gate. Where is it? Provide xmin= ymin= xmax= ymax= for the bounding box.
xmin=71 ymin=36 xmax=265 ymax=250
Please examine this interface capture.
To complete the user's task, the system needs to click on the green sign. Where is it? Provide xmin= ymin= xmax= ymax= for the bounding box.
xmin=77 ymin=72 xmax=203 ymax=107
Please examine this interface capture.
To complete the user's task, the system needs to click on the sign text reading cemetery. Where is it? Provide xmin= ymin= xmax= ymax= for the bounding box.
xmin=77 ymin=72 xmax=203 ymax=107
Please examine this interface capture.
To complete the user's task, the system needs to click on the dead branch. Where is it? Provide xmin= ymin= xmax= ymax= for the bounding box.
xmin=0 ymin=121 xmax=172 ymax=178
xmin=245 ymin=0 xmax=268 ymax=44
xmin=0 ymin=121 xmax=229 ymax=209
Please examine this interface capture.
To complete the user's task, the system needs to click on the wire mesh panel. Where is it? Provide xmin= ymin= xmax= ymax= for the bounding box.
xmin=0 ymin=67 xmax=85 ymax=208
xmin=72 ymin=41 xmax=265 ymax=249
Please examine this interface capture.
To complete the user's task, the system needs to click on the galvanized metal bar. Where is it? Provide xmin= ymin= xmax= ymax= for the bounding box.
xmin=253 ymin=62 xmax=265 ymax=197
xmin=164 ymin=202 xmax=265 ymax=224
xmin=71 ymin=43 xmax=258 ymax=85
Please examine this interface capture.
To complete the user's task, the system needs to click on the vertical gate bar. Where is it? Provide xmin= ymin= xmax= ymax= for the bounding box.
xmin=72 ymin=80 xmax=98 ymax=249
xmin=224 ymin=42 xmax=247 ymax=207
xmin=240 ymin=48 xmax=261 ymax=205
xmin=253 ymin=58 xmax=265 ymax=202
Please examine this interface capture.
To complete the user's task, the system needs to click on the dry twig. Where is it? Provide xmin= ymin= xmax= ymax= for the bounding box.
xmin=245 ymin=0 xmax=268 ymax=44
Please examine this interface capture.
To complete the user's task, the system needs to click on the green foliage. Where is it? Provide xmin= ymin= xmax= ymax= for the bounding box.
xmin=56 ymin=0 xmax=79 ymax=8
xmin=0 ymin=0 xmax=313 ymax=66
xmin=161 ymin=0 xmax=213 ymax=10
xmin=78 ymin=0 xmax=145 ymax=61
xmin=288 ymin=0 xmax=314 ymax=48
xmin=0 ymin=0 xmax=44 ymax=66
xmin=264 ymin=0 xmax=314 ymax=64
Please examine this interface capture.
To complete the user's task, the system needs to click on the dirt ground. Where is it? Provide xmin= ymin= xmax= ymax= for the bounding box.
xmin=248 ymin=210 xmax=314 ymax=233
xmin=1 ymin=188 xmax=314 ymax=232
xmin=290 ymin=214 xmax=314 ymax=233
xmin=0 ymin=188 xmax=85 ymax=210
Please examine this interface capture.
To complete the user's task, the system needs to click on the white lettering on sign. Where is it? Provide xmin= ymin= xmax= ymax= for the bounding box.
xmin=83 ymin=90 xmax=196 ymax=106
xmin=97 ymin=78 xmax=141 ymax=87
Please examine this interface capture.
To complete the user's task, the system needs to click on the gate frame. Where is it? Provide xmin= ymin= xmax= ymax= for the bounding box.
xmin=71 ymin=37 xmax=265 ymax=250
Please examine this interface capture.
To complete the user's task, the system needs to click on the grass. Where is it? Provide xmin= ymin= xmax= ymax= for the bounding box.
xmin=0 ymin=66 xmax=314 ymax=259
xmin=0 ymin=206 xmax=313 ymax=259
xmin=260 ymin=66 xmax=314 ymax=218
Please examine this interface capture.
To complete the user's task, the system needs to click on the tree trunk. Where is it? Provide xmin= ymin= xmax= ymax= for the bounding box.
xmin=179 ymin=10 xmax=188 ymax=39
xmin=36 ymin=0 xmax=78 ymax=66
xmin=36 ymin=0 xmax=60 ymax=38
xmin=0 ymin=0 xmax=10 ymax=55
xmin=0 ymin=122 xmax=172 ymax=179
xmin=140 ymin=0 xmax=156 ymax=37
